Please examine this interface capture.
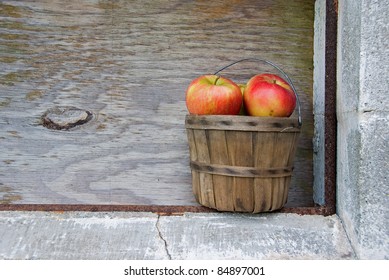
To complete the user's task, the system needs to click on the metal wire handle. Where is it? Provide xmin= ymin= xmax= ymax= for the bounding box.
xmin=214 ymin=58 xmax=302 ymax=126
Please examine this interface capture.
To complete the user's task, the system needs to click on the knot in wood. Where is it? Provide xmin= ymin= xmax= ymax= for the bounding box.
xmin=41 ymin=106 xmax=93 ymax=130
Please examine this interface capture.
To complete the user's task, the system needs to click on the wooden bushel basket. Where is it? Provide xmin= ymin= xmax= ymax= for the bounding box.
xmin=185 ymin=58 xmax=302 ymax=213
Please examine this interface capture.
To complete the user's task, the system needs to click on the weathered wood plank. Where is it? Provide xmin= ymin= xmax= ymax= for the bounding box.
xmin=0 ymin=0 xmax=314 ymax=207
xmin=253 ymin=132 xmax=276 ymax=212
xmin=227 ymin=130 xmax=254 ymax=212
xmin=207 ymin=130 xmax=234 ymax=211
xmin=192 ymin=129 xmax=215 ymax=208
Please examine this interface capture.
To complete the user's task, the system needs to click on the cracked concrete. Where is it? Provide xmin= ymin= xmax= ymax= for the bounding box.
xmin=0 ymin=211 xmax=355 ymax=260
xmin=156 ymin=215 xmax=172 ymax=260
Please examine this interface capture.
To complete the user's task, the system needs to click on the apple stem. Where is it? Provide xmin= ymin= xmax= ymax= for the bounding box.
xmin=214 ymin=76 xmax=220 ymax=85
xmin=273 ymin=79 xmax=277 ymax=84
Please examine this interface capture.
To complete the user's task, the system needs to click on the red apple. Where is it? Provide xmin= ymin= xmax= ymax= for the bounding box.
xmin=186 ymin=75 xmax=243 ymax=115
xmin=243 ymin=73 xmax=296 ymax=117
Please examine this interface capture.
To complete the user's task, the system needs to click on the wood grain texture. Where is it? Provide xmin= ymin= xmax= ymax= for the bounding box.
xmin=227 ymin=130 xmax=254 ymax=212
xmin=0 ymin=0 xmax=314 ymax=207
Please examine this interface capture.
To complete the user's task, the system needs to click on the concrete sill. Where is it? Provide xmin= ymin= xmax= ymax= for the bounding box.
xmin=0 ymin=211 xmax=355 ymax=260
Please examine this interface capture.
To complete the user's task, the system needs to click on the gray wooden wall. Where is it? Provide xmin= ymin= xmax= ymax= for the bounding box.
xmin=0 ymin=0 xmax=314 ymax=207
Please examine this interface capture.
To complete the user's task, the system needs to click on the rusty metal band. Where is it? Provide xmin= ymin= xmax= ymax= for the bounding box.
xmin=0 ymin=204 xmax=336 ymax=216
xmin=190 ymin=161 xmax=293 ymax=178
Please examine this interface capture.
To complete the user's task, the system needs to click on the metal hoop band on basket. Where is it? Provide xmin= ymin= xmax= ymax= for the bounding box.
xmin=213 ymin=58 xmax=302 ymax=127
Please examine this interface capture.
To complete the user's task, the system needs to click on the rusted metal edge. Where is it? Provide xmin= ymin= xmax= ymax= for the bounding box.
xmin=0 ymin=204 xmax=213 ymax=216
xmin=323 ymin=0 xmax=338 ymax=215
xmin=0 ymin=204 xmax=334 ymax=216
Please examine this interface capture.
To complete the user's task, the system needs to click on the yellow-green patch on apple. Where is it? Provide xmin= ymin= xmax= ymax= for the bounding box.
xmin=238 ymin=83 xmax=247 ymax=115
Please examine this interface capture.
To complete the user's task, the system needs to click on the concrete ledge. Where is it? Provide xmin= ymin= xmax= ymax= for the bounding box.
xmin=0 ymin=211 xmax=355 ymax=260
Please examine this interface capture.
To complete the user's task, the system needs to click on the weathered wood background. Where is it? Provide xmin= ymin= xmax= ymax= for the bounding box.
xmin=0 ymin=0 xmax=314 ymax=207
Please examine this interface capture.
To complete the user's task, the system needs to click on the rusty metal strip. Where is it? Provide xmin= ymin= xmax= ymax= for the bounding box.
xmin=0 ymin=204 xmax=334 ymax=216
xmin=0 ymin=204 xmax=215 ymax=216
xmin=323 ymin=0 xmax=338 ymax=215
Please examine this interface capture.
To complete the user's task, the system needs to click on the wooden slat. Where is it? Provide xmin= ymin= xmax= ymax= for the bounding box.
xmin=252 ymin=132 xmax=276 ymax=212
xmin=192 ymin=129 xmax=215 ymax=208
xmin=207 ymin=130 xmax=234 ymax=211
xmin=186 ymin=129 xmax=201 ymax=204
xmin=226 ymin=130 xmax=254 ymax=212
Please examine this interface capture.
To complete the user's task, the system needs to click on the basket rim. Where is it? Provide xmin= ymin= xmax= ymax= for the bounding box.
xmin=185 ymin=114 xmax=301 ymax=132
